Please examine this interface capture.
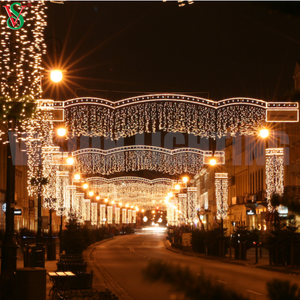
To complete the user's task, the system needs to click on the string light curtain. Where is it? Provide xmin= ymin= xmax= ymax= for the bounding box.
xmin=122 ymin=209 xmax=126 ymax=224
xmin=76 ymin=193 xmax=85 ymax=223
xmin=74 ymin=147 xmax=214 ymax=175
xmin=266 ymin=148 xmax=284 ymax=211
xmin=83 ymin=199 xmax=90 ymax=221
xmin=91 ymin=203 xmax=97 ymax=225
xmin=132 ymin=210 xmax=136 ymax=224
xmin=215 ymin=173 xmax=228 ymax=220
xmin=100 ymin=204 xmax=106 ymax=225
xmin=86 ymin=177 xmax=174 ymax=210
xmin=115 ymin=207 xmax=120 ymax=224
xmin=59 ymin=95 xmax=290 ymax=140
xmin=55 ymin=171 xmax=69 ymax=216
xmin=187 ymin=187 xmax=198 ymax=222
xmin=128 ymin=210 xmax=132 ymax=224
xmin=107 ymin=206 xmax=113 ymax=224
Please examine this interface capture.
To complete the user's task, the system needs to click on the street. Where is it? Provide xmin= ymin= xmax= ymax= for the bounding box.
xmin=88 ymin=230 xmax=300 ymax=300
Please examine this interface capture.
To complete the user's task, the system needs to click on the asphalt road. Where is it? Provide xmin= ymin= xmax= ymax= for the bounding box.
xmin=90 ymin=229 xmax=300 ymax=300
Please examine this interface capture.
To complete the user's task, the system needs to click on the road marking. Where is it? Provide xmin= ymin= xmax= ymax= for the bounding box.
xmin=246 ymin=290 xmax=263 ymax=296
xmin=217 ymin=280 xmax=228 ymax=284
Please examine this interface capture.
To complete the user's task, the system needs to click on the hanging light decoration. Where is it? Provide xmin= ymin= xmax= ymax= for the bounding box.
xmin=215 ymin=173 xmax=228 ymax=220
xmin=266 ymin=148 xmax=284 ymax=211
xmin=73 ymin=146 xmax=220 ymax=176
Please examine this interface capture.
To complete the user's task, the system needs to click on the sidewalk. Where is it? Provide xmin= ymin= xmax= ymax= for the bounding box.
xmin=165 ymin=240 xmax=300 ymax=276
xmin=10 ymin=245 xmax=59 ymax=299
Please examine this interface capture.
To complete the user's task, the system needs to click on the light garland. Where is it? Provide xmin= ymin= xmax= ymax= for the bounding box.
xmin=115 ymin=207 xmax=120 ymax=224
xmin=132 ymin=210 xmax=136 ymax=224
xmin=0 ymin=1 xmax=46 ymax=100
xmin=100 ymin=204 xmax=105 ymax=224
xmin=187 ymin=187 xmax=197 ymax=223
xmin=122 ymin=208 xmax=126 ymax=224
xmin=266 ymin=148 xmax=284 ymax=211
xmin=83 ymin=199 xmax=90 ymax=221
xmin=215 ymin=173 xmax=228 ymax=220
xmin=75 ymin=193 xmax=84 ymax=223
xmin=74 ymin=147 xmax=218 ymax=175
xmin=128 ymin=209 xmax=132 ymax=224
xmin=91 ymin=203 xmax=97 ymax=225
xmin=107 ymin=206 xmax=112 ymax=224
xmin=86 ymin=176 xmax=174 ymax=210
xmin=56 ymin=95 xmax=299 ymax=139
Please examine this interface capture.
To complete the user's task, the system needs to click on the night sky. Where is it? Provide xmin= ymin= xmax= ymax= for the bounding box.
xmin=43 ymin=1 xmax=300 ymax=102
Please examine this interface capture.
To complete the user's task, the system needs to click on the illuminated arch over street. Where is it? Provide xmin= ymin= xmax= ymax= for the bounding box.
xmin=44 ymin=94 xmax=299 ymax=139
xmin=73 ymin=146 xmax=225 ymax=176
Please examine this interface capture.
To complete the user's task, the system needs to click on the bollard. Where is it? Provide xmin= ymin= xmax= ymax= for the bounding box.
xmin=255 ymin=243 xmax=258 ymax=264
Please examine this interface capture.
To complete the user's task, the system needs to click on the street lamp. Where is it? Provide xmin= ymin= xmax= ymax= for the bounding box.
xmin=50 ymin=69 xmax=63 ymax=83
xmin=209 ymin=158 xmax=217 ymax=166
xmin=259 ymin=128 xmax=269 ymax=139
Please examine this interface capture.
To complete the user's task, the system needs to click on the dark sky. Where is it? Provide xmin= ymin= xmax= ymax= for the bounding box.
xmin=43 ymin=1 xmax=300 ymax=101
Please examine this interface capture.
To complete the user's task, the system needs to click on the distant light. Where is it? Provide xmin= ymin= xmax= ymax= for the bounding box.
xmin=111 ymin=201 xmax=115 ymax=204
xmin=259 ymin=128 xmax=269 ymax=139
xmin=182 ymin=176 xmax=188 ymax=183
xmin=125 ymin=204 xmax=129 ymax=207
xmin=142 ymin=209 xmax=145 ymax=212
xmin=168 ymin=192 xmax=173 ymax=197
xmin=143 ymin=216 xmax=148 ymax=222
xmin=152 ymin=210 xmax=155 ymax=214
xmin=67 ymin=157 xmax=74 ymax=165
xmin=175 ymin=184 xmax=180 ymax=190
xmin=209 ymin=158 xmax=216 ymax=166
xmin=57 ymin=128 xmax=66 ymax=137
xmin=119 ymin=202 xmax=122 ymax=206
xmin=83 ymin=183 xmax=88 ymax=189
xmin=50 ymin=70 xmax=63 ymax=83
xmin=89 ymin=191 xmax=94 ymax=197
xmin=74 ymin=174 xmax=80 ymax=180
xmin=96 ymin=196 xmax=100 ymax=200
xmin=104 ymin=199 xmax=108 ymax=203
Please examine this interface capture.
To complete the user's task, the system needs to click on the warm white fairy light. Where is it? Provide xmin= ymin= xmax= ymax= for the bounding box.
xmin=107 ymin=206 xmax=113 ymax=224
xmin=86 ymin=177 xmax=174 ymax=210
xmin=122 ymin=208 xmax=127 ymax=224
xmin=187 ymin=187 xmax=197 ymax=222
xmin=0 ymin=1 xmax=46 ymax=100
xmin=266 ymin=148 xmax=284 ymax=211
xmin=115 ymin=207 xmax=120 ymax=224
xmin=128 ymin=209 xmax=132 ymax=224
xmin=91 ymin=203 xmax=97 ymax=225
xmin=83 ymin=199 xmax=90 ymax=221
xmin=59 ymin=95 xmax=298 ymax=140
xmin=55 ymin=171 xmax=69 ymax=216
xmin=75 ymin=193 xmax=85 ymax=223
xmin=132 ymin=210 xmax=136 ymax=224
xmin=215 ymin=173 xmax=228 ymax=220
xmin=100 ymin=204 xmax=105 ymax=225
xmin=74 ymin=147 xmax=215 ymax=175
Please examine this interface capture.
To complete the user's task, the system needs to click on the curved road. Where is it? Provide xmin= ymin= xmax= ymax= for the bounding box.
xmin=86 ymin=230 xmax=300 ymax=300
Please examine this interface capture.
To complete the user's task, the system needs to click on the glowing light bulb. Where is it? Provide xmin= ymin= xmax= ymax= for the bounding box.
xmin=175 ymin=184 xmax=180 ymax=190
xmin=57 ymin=127 xmax=66 ymax=137
xmin=259 ymin=128 xmax=269 ymax=139
xmin=168 ymin=192 xmax=173 ymax=197
xmin=50 ymin=70 xmax=63 ymax=83
xmin=182 ymin=176 xmax=188 ymax=183
xmin=83 ymin=183 xmax=88 ymax=189
xmin=74 ymin=174 xmax=80 ymax=180
xmin=67 ymin=157 xmax=74 ymax=165
xmin=209 ymin=158 xmax=216 ymax=166
xmin=89 ymin=191 xmax=94 ymax=197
